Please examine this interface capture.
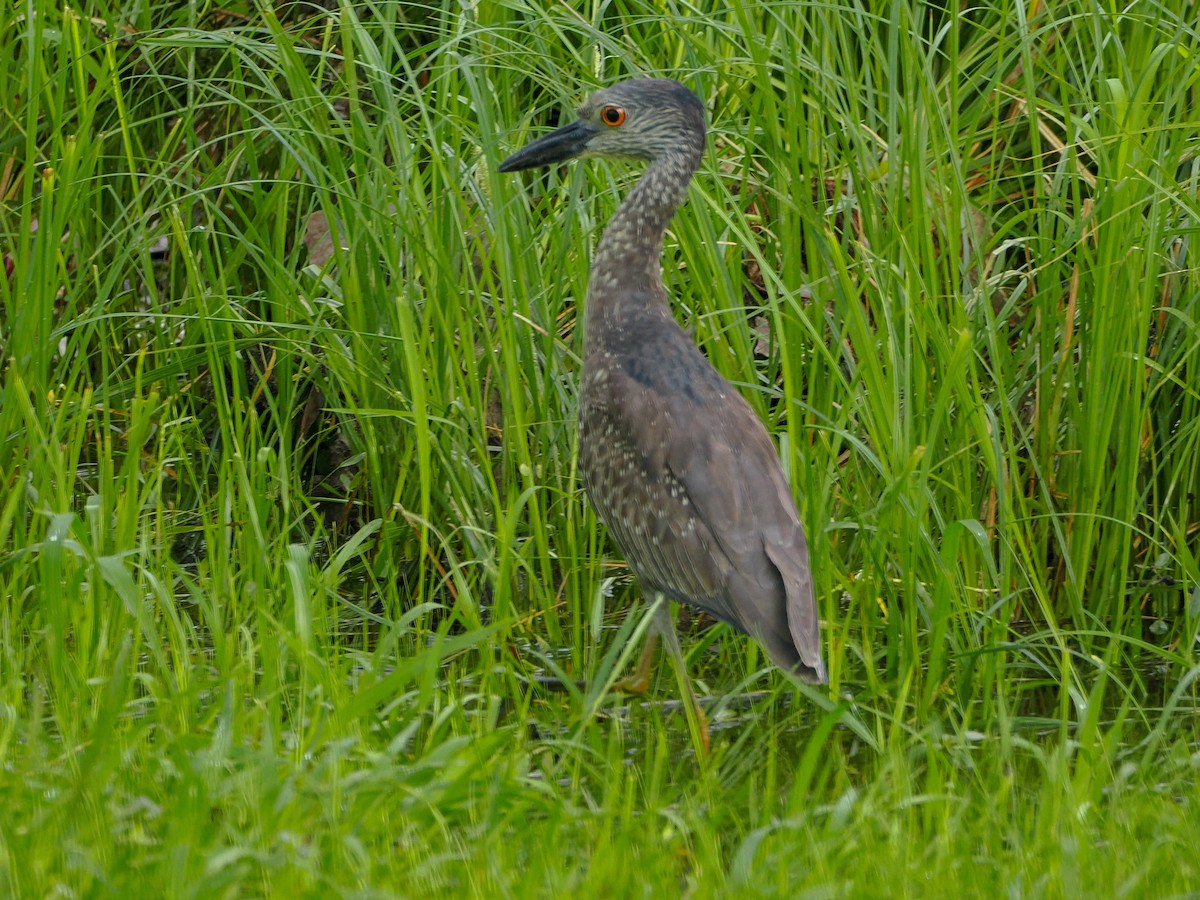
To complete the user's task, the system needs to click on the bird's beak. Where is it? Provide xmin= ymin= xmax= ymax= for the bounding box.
xmin=498 ymin=119 xmax=598 ymax=172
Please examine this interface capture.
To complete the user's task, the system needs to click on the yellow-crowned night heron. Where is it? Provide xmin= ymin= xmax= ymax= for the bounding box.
xmin=500 ymin=79 xmax=827 ymax=746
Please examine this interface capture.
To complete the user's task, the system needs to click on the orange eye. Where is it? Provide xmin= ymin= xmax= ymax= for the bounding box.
xmin=600 ymin=105 xmax=626 ymax=126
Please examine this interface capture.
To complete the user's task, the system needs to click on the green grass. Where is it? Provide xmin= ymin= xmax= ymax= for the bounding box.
xmin=2 ymin=0 xmax=1199 ymax=895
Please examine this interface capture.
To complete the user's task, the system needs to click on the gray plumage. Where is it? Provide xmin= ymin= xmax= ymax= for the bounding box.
xmin=500 ymin=79 xmax=827 ymax=685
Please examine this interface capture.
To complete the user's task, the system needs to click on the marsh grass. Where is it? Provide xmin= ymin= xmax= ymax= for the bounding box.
xmin=1 ymin=0 xmax=1198 ymax=895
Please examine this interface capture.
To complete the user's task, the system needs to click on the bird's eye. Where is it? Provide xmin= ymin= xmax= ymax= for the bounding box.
xmin=600 ymin=105 xmax=626 ymax=126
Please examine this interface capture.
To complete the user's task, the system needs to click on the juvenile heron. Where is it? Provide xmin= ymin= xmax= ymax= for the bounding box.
xmin=499 ymin=79 xmax=827 ymax=746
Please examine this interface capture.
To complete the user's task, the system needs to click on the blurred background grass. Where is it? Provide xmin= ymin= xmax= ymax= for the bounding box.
xmin=1 ymin=1 xmax=1198 ymax=895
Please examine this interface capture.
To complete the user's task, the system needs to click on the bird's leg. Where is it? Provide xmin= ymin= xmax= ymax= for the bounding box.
xmin=613 ymin=629 xmax=658 ymax=695
xmin=651 ymin=597 xmax=710 ymax=756
xmin=611 ymin=597 xmax=709 ymax=755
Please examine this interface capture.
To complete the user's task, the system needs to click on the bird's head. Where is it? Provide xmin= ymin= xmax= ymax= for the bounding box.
xmin=498 ymin=78 xmax=706 ymax=173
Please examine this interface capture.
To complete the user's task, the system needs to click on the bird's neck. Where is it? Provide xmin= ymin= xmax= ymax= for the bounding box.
xmin=587 ymin=151 xmax=701 ymax=333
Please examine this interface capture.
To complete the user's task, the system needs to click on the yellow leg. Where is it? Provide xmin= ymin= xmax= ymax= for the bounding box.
xmin=612 ymin=596 xmax=709 ymax=756
xmin=614 ymin=630 xmax=657 ymax=694
xmin=652 ymin=599 xmax=710 ymax=757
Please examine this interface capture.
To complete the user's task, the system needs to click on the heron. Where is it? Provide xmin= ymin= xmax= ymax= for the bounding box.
xmin=499 ymin=78 xmax=827 ymax=750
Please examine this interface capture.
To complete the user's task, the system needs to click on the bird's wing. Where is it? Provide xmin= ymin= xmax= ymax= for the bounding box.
xmin=592 ymin=360 xmax=741 ymax=626
xmin=595 ymin=328 xmax=825 ymax=681
xmin=659 ymin=382 xmax=826 ymax=682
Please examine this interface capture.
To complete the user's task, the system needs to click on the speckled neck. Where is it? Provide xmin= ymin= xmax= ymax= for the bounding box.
xmin=587 ymin=148 xmax=703 ymax=335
